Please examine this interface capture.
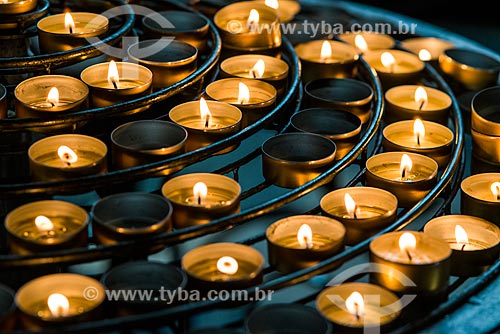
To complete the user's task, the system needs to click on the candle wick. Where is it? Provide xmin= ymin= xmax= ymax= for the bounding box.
xmin=418 ymin=100 xmax=425 ymax=111
xmin=69 ymin=26 xmax=73 ymax=34
xmin=111 ymin=79 xmax=118 ymax=89
xmin=64 ymin=154 xmax=71 ymax=167
xmin=354 ymin=303 xmax=360 ymax=320
xmin=204 ymin=114 xmax=210 ymax=128
xmin=50 ymin=102 xmax=55 ymax=108
xmin=353 ymin=205 xmax=359 ymax=219
xmin=406 ymin=249 xmax=413 ymax=262
xmin=401 ymin=168 xmax=407 ymax=180
xmin=197 ymin=195 xmax=201 ymax=205
xmin=251 ymin=70 xmax=257 ymax=79
xmin=417 ymin=134 xmax=420 ymax=146
xmin=461 ymin=243 xmax=466 ymax=251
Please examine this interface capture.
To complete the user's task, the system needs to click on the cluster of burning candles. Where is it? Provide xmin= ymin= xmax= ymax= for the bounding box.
xmin=1 ymin=0 xmax=500 ymax=332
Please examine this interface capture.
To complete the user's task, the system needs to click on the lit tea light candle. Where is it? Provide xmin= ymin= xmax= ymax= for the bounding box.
xmin=303 ymin=78 xmax=374 ymax=124
xmin=365 ymin=151 xmax=438 ymax=208
xmin=0 ymin=0 xmax=37 ymax=15
xmin=257 ymin=0 xmax=301 ymax=22
xmin=384 ymin=84 xmax=452 ymax=125
xmin=382 ymin=118 xmax=454 ymax=168
xmin=261 ymin=132 xmax=337 ymax=188
xmin=214 ymin=2 xmax=281 ymax=55
xmin=337 ymin=31 xmax=395 ymax=54
xmin=266 ymin=215 xmax=346 ymax=273
xmin=161 ymin=173 xmax=241 ymax=229
xmin=4 ymin=200 xmax=89 ymax=255
xmin=28 ymin=134 xmax=108 ymax=181
xmin=320 ymin=187 xmax=398 ymax=245
xmin=461 ymin=173 xmax=500 ymax=227
xmin=295 ymin=39 xmax=359 ymax=83
xmin=369 ymin=231 xmax=452 ymax=297
xmin=205 ymin=78 xmax=277 ymax=127
xmin=15 ymin=273 xmax=105 ymax=329
xmin=37 ymin=11 xmax=109 ymax=53
xmin=80 ymin=60 xmax=153 ymax=112
xmin=401 ymin=37 xmax=454 ymax=67
xmin=181 ymin=242 xmax=264 ymax=292
xmin=424 ymin=215 xmax=500 ymax=277
xmin=364 ymin=49 xmax=425 ymax=89
xmin=169 ymin=97 xmax=242 ymax=154
xmin=317 ymin=282 xmax=402 ymax=332
xmin=219 ymin=54 xmax=289 ymax=97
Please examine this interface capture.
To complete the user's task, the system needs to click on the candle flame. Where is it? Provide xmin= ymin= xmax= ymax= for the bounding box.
xmin=199 ymin=97 xmax=212 ymax=128
xmin=354 ymin=35 xmax=368 ymax=53
xmin=107 ymin=60 xmax=120 ymax=88
xmin=414 ymin=86 xmax=428 ymax=110
xmin=57 ymin=145 xmax=78 ymax=166
xmin=490 ymin=182 xmax=500 ymax=200
xmin=237 ymin=82 xmax=251 ymax=104
xmin=251 ymin=59 xmax=266 ymax=78
xmin=35 ymin=215 xmax=55 ymax=232
xmin=418 ymin=48 xmax=432 ymax=61
xmin=64 ymin=12 xmax=76 ymax=34
xmin=399 ymin=232 xmax=416 ymax=257
xmin=320 ymin=40 xmax=332 ymax=61
xmin=217 ymin=256 xmax=239 ymax=275
xmin=247 ymin=9 xmax=260 ymax=29
xmin=345 ymin=291 xmax=365 ymax=319
xmin=297 ymin=223 xmax=313 ymax=249
xmin=400 ymin=154 xmax=413 ymax=180
xmin=193 ymin=181 xmax=208 ymax=205
xmin=47 ymin=87 xmax=59 ymax=107
xmin=455 ymin=224 xmax=469 ymax=246
xmin=265 ymin=0 xmax=279 ymax=9
xmin=413 ymin=118 xmax=425 ymax=145
xmin=47 ymin=293 xmax=70 ymax=317
xmin=344 ymin=193 xmax=359 ymax=219
xmin=381 ymin=51 xmax=396 ymax=71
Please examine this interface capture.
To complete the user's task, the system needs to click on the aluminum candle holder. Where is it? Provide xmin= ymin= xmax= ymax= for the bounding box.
xmin=0 ymin=0 xmax=37 ymax=15
xmin=460 ymin=173 xmax=500 ymax=227
xmin=471 ymin=86 xmax=500 ymax=163
xmin=401 ymin=36 xmax=454 ymax=67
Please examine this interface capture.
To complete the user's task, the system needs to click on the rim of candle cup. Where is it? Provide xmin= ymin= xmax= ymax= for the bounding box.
xmin=15 ymin=273 xmax=106 ymax=321
xmin=161 ymin=172 xmax=241 ymax=208
xmin=0 ymin=283 xmax=15 ymax=326
xmin=14 ymin=74 xmax=89 ymax=113
xmin=253 ymin=0 xmax=301 ymax=23
xmin=0 ymin=0 xmax=38 ymax=15
xmin=471 ymin=85 xmax=500 ymax=136
xmin=439 ymin=48 xmax=500 ymax=90
xmin=385 ymin=84 xmax=453 ymax=113
xmin=181 ymin=242 xmax=264 ymax=282
xmin=245 ymin=303 xmax=332 ymax=334
xmin=214 ymin=1 xmax=280 ymax=33
xmin=316 ymin=282 xmax=402 ymax=329
xmin=127 ymin=39 xmax=198 ymax=67
xmin=337 ymin=31 xmax=396 ymax=52
xmin=219 ymin=54 xmax=289 ymax=81
xmin=205 ymin=78 xmax=277 ymax=108
xmin=400 ymin=37 xmax=455 ymax=61
xmin=142 ymin=10 xmax=210 ymax=34
xmin=37 ymin=12 xmax=109 ymax=37
xmin=5 ymin=200 xmax=89 ymax=246
xmin=290 ymin=107 xmax=362 ymax=141
xmin=295 ymin=39 xmax=360 ymax=64
xmin=304 ymin=78 xmax=373 ymax=106
xmin=363 ymin=49 xmax=425 ymax=74
xmin=80 ymin=61 xmax=153 ymax=92
xmin=460 ymin=173 xmax=500 ymax=203
xmin=383 ymin=119 xmax=454 ymax=151
xmin=91 ymin=192 xmax=173 ymax=237
xmin=111 ymin=120 xmax=188 ymax=156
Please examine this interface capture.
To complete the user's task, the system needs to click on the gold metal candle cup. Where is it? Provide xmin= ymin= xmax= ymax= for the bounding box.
xmin=266 ymin=215 xmax=346 ymax=274
xmin=400 ymin=37 xmax=454 ymax=66
xmin=252 ymin=0 xmax=301 ymax=23
xmin=127 ymin=39 xmax=198 ymax=90
xmin=471 ymin=86 xmax=500 ymax=136
xmin=0 ymin=83 xmax=7 ymax=119
xmin=80 ymin=61 xmax=153 ymax=113
xmin=168 ymin=100 xmax=242 ymax=154
xmin=338 ymin=31 xmax=395 ymax=53
xmin=141 ymin=10 xmax=210 ymax=52
xmin=91 ymin=192 xmax=173 ymax=248
xmin=15 ymin=273 xmax=105 ymax=330
xmin=0 ymin=0 xmax=37 ymax=15
xmin=460 ymin=173 xmax=500 ymax=227
xmin=181 ymin=242 xmax=264 ymax=292
xmin=369 ymin=231 xmax=452 ymax=297
xmin=28 ymin=134 xmax=108 ymax=182
xmin=424 ymin=215 xmax=500 ymax=277
xmin=37 ymin=12 xmax=109 ymax=53
xmin=0 ymin=283 xmax=15 ymax=331
xmin=205 ymin=78 xmax=277 ymax=128
xmin=316 ymin=282 xmax=402 ymax=331
xmin=384 ymin=85 xmax=452 ymax=125
xmin=382 ymin=120 xmax=454 ymax=169
xmin=365 ymin=152 xmax=438 ymax=208
xmin=111 ymin=120 xmax=187 ymax=174
xmin=214 ymin=1 xmax=281 ymax=51
xmin=295 ymin=40 xmax=360 ymax=83
xmin=363 ymin=49 xmax=425 ymax=90
xmin=4 ymin=200 xmax=89 ymax=255
xmin=439 ymin=48 xmax=500 ymax=91
xmin=303 ymin=78 xmax=373 ymax=125
xmin=320 ymin=187 xmax=398 ymax=245
xmin=290 ymin=108 xmax=362 ymax=160
xmin=219 ymin=54 xmax=289 ymax=98
xmin=161 ymin=173 xmax=241 ymax=229
xmin=261 ymin=132 xmax=337 ymax=188
xmin=471 ymin=130 xmax=500 ymax=163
